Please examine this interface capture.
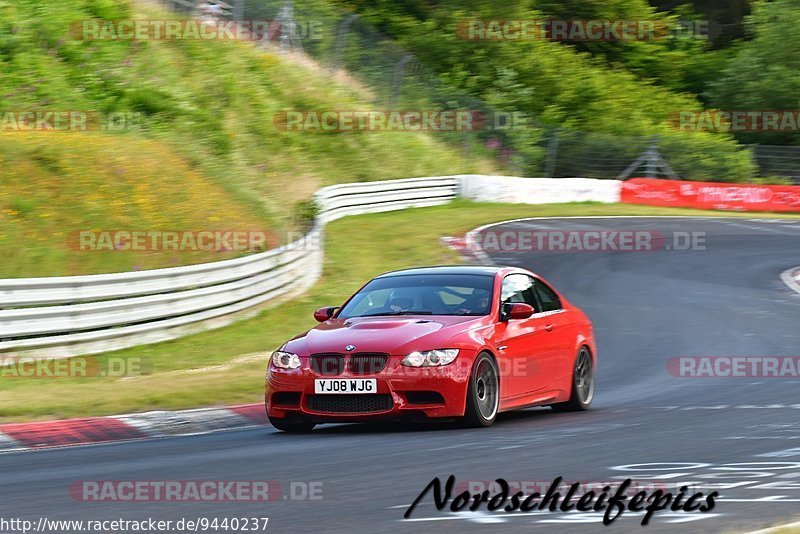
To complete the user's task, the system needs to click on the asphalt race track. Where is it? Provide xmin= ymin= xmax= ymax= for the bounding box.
xmin=2 ymin=217 xmax=800 ymax=533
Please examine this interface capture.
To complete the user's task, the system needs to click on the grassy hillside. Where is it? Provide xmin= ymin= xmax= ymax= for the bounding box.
xmin=0 ymin=132 xmax=277 ymax=277
xmin=0 ymin=0 xmax=495 ymax=277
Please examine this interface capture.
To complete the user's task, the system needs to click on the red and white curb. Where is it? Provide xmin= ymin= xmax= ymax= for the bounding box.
xmin=441 ymin=229 xmax=494 ymax=263
xmin=0 ymin=403 xmax=265 ymax=452
xmin=781 ymin=267 xmax=800 ymax=296
xmin=440 ymin=235 xmax=486 ymax=262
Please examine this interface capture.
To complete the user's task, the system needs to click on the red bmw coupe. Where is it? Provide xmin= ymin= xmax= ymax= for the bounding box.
xmin=265 ymin=265 xmax=596 ymax=432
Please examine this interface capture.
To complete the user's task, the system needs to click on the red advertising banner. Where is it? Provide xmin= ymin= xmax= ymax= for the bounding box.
xmin=621 ymin=178 xmax=800 ymax=213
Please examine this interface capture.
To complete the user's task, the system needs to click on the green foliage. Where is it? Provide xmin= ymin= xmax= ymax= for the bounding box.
xmin=709 ymin=0 xmax=800 ymax=145
xmin=336 ymin=0 xmax=756 ymax=180
xmin=9 ymin=197 xmax=36 ymax=217
xmin=84 ymin=0 xmax=130 ymax=20
xmin=29 ymin=145 xmax=62 ymax=173
xmin=293 ymin=199 xmax=320 ymax=231
xmin=125 ymin=88 xmax=175 ymax=116
xmin=531 ymin=0 xmax=712 ymax=93
xmin=660 ymin=131 xmax=756 ymax=182
xmin=0 ymin=0 xmax=495 ymax=266
xmin=748 ymin=175 xmax=796 ymax=186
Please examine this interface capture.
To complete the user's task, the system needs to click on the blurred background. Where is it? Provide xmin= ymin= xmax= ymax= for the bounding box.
xmin=2 ymin=0 xmax=798 ymax=275
xmin=1 ymin=0 xmax=799 ymax=420
xmin=3 ymin=8 xmax=800 ymax=534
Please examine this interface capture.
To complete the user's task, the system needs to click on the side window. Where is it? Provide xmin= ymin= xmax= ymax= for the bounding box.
xmin=500 ymin=274 xmax=538 ymax=311
xmin=534 ymin=279 xmax=562 ymax=312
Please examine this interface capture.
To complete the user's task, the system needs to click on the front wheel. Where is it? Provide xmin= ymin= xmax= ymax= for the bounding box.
xmin=268 ymin=415 xmax=316 ymax=433
xmin=552 ymin=347 xmax=594 ymax=412
xmin=463 ymin=353 xmax=499 ymax=427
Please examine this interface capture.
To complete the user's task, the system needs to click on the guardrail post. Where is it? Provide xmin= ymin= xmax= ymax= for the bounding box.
xmin=618 ymin=136 xmax=679 ymax=180
xmin=332 ymin=14 xmax=359 ymax=69
xmin=389 ymin=55 xmax=413 ymax=107
xmin=645 ymin=136 xmax=659 ymax=178
xmin=275 ymin=1 xmax=301 ymax=51
xmin=545 ymin=129 xmax=559 ymax=178
xmin=232 ymin=0 xmax=244 ymax=20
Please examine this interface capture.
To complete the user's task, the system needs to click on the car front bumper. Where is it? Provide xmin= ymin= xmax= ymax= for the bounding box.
xmin=265 ymin=354 xmax=474 ymax=422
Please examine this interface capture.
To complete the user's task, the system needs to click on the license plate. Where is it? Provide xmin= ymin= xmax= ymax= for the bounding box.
xmin=314 ymin=378 xmax=377 ymax=394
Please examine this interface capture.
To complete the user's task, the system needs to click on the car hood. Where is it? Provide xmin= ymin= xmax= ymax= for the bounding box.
xmin=282 ymin=315 xmax=487 ymax=355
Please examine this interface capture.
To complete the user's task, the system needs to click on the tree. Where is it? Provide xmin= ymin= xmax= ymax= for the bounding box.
xmin=709 ymin=0 xmax=800 ymax=145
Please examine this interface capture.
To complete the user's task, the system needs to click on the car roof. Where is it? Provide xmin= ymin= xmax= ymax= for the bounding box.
xmin=375 ymin=265 xmax=517 ymax=278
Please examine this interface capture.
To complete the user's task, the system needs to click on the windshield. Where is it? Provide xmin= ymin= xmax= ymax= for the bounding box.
xmin=337 ymin=274 xmax=495 ymax=318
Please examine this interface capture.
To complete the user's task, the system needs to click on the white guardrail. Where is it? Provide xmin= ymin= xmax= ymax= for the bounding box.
xmin=0 ymin=175 xmax=620 ymax=357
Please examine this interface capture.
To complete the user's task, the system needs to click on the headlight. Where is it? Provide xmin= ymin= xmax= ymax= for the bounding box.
xmin=402 ymin=349 xmax=459 ymax=367
xmin=271 ymin=350 xmax=301 ymax=369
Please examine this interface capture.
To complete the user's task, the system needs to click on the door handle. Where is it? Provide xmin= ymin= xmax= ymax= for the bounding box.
xmin=544 ymin=324 xmax=555 ymax=331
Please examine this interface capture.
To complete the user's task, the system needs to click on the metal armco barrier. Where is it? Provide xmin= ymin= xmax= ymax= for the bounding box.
xmin=1 ymin=174 xmax=628 ymax=357
xmin=0 ymin=176 xmax=462 ymax=358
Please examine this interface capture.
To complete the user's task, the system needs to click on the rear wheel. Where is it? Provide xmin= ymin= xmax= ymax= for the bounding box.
xmin=552 ymin=346 xmax=594 ymax=412
xmin=463 ymin=353 xmax=499 ymax=427
xmin=268 ymin=415 xmax=316 ymax=433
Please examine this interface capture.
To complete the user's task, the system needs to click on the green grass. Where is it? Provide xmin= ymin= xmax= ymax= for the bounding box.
xmin=0 ymin=0 xmax=495 ymax=277
xmin=1 ymin=199 xmax=799 ymax=422
xmin=0 ymin=133 xmax=276 ymax=277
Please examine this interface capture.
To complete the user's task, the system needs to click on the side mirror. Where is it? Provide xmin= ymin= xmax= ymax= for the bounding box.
xmin=313 ymin=306 xmax=338 ymax=322
xmin=503 ymin=302 xmax=535 ymax=321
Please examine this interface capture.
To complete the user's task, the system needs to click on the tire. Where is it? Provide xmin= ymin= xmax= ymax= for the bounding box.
xmin=463 ymin=352 xmax=500 ymax=427
xmin=268 ymin=415 xmax=316 ymax=433
xmin=552 ymin=346 xmax=594 ymax=412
